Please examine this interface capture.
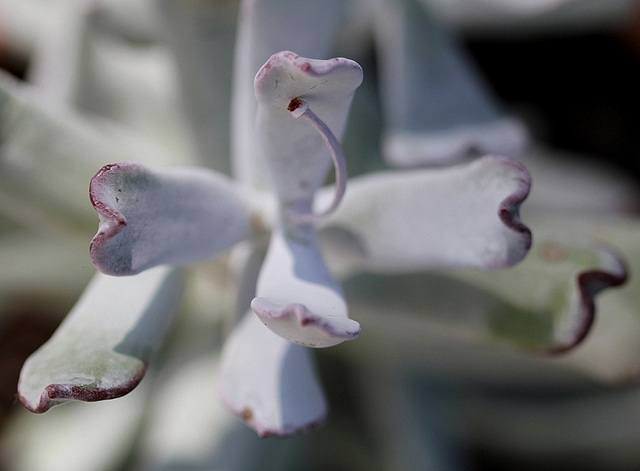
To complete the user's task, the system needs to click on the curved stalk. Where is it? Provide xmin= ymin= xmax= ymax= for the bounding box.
xmin=287 ymin=97 xmax=347 ymax=224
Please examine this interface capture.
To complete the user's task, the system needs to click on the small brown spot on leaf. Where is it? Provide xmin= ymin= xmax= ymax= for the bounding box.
xmin=241 ymin=407 xmax=253 ymax=421
xmin=287 ymin=97 xmax=304 ymax=112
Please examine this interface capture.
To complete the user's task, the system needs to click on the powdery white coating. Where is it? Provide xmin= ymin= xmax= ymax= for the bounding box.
xmin=252 ymin=227 xmax=360 ymax=348
xmin=18 ymin=42 xmax=537 ymax=441
xmin=18 ymin=266 xmax=183 ymax=412
xmin=319 ymin=155 xmax=531 ymax=275
xmin=90 ymin=162 xmax=255 ymax=275
xmin=215 ymin=312 xmax=328 ymax=437
xmin=231 ymin=0 xmax=346 ymax=189
xmin=244 ymin=51 xmax=362 ymax=348
xmin=254 ymin=51 xmax=362 ymax=219
xmin=255 ymin=52 xmax=363 ymax=105
xmin=251 ymin=299 xmax=360 ymax=348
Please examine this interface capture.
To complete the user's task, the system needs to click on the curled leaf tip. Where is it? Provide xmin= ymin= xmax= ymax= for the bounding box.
xmin=255 ymin=51 xmax=363 ymax=88
xmin=486 ymin=155 xmax=533 ymax=267
xmin=223 ymin=396 xmax=327 ymax=438
xmin=89 ymin=162 xmax=254 ymax=276
xmin=19 ymin=368 xmax=145 ymax=414
xmin=549 ymin=245 xmax=628 ymax=354
xmin=251 ymin=297 xmax=360 ymax=348
xmin=18 ymin=267 xmax=181 ymax=414
xmin=89 ymin=162 xmax=133 ymax=275
xmin=214 ymin=313 xmax=330 ymax=437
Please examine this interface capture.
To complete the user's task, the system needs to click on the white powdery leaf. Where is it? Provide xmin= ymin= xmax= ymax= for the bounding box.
xmin=254 ymin=51 xmax=362 ymax=216
xmin=252 ymin=228 xmax=360 ymax=348
xmin=216 ymin=312 xmax=328 ymax=437
xmin=232 ymin=0 xmax=347 ymax=189
xmin=18 ymin=266 xmax=183 ymax=413
xmin=320 ymin=155 xmax=531 ymax=274
xmin=89 ymin=162 xmax=256 ymax=275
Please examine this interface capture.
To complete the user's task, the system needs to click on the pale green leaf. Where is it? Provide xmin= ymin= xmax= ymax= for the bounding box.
xmin=18 ymin=266 xmax=184 ymax=413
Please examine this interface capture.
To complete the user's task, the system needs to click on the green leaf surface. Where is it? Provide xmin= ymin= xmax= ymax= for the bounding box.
xmin=344 ymin=229 xmax=626 ymax=354
xmin=546 ymin=217 xmax=640 ymax=381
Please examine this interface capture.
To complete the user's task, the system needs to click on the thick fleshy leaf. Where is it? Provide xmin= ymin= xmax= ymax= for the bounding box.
xmin=319 ymin=155 xmax=531 ymax=275
xmin=215 ymin=312 xmax=328 ymax=437
xmin=229 ymin=239 xmax=270 ymax=320
xmin=343 ymin=231 xmax=626 ymax=354
xmin=0 ymin=72 xmax=124 ymax=234
xmin=373 ymin=0 xmax=528 ymax=166
xmin=18 ymin=266 xmax=183 ymax=413
xmin=357 ymin=190 xmax=637 ymax=382
xmin=252 ymin=227 xmax=360 ymax=348
xmin=89 ymin=162 xmax=255 ymax=276
xmin=232 ymin=0 xmax=346 ymax=189
xmin=544 ymin=216 xmax=640 ymax=381
xmin=158 ymin=0 xmax=238 ymax=174
xmin=139 ymin=341 xmax=348 ymax=469
xmin=453 ymin=232 xmax=627 ymax=352
xmin=254 ymin=51 xmax=363 ymax=218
